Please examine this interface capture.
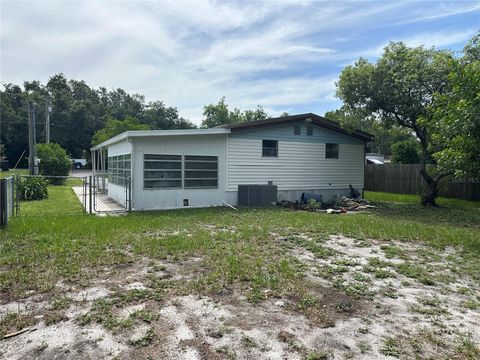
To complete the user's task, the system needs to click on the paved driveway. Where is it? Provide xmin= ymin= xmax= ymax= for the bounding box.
xmin=69 ymin=169 xmax=92 ymax=178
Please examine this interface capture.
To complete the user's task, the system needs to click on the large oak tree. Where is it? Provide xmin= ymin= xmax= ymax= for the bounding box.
xmin=336 ymin=42 xmax=454 ymax=206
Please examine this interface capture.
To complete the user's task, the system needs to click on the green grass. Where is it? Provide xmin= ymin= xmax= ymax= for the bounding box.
xmin=0 ymin=169 xmax=28 ymax=178
xmin=0 ymin=189 xmax=479 ymax=300
xmin=365 ymin=191 xmax=480 ymax=228
xmin=20 ymin=184 xmax=85 ymax=216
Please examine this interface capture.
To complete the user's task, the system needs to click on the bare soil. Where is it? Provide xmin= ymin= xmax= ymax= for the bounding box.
xmin=1 ymin=234 xmax=479 ymax=359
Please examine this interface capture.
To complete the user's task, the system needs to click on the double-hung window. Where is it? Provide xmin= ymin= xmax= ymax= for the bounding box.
xmin=262 ymin=140 xmax=278 ymax=157
xmin=144 ymin=154 xmax=182 ymax=189
xmin=325 ymin=143 xmax=339 ymax=159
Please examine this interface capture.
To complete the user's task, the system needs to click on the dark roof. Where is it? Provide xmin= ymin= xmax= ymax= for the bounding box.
xmin=218 ymin=113 xmax=373 ymax=142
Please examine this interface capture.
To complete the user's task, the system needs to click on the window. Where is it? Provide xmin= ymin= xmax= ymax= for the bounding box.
xmin=306 ymin=126 xmax=313 ymax=136
xmin=184 ymin=155 xmax=218 ymax=188
xmin=262 ymin=140 xmax=278 ymax=157
xmin=144 ymin=154 xmax=181 ymax=189
xmin=325 ymin=143 xmax=339 ymax=159
xmin=143 ymin=154 xmax=218 ymax=189
xmin=108 ymin=154 xmax=131 ymax=186
xmin=294 ymin=125 xmax=301 ymax=135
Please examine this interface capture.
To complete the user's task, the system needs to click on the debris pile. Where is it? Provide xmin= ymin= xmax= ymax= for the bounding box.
xmin=280 ymin=195 xmax=375 ymax=214
xmin=327 ymin=196 xmax=376 ymax=213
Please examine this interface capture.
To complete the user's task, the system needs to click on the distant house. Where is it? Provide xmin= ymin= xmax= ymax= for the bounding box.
xmin=90 ymin=113 xmax=373 ymax=210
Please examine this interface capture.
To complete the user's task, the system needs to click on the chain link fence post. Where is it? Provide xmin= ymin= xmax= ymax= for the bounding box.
xmin=89 ymin=175 xmax=92 ymax=214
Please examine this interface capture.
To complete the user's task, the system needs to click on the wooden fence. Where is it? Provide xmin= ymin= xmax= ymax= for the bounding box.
xmin=364 ymin=164 xmax=480 ymax=201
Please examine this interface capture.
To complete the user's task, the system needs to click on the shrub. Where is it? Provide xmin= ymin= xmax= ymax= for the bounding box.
xmin=391 ymin=139 xmax=421 ymax=164
xmin=36 ymin=143 xmax=71 ymax=185
xmin=17 ymin=176 xmax=48 ymax=201
xmin=306 ymin=199 xmax=321 ymax=211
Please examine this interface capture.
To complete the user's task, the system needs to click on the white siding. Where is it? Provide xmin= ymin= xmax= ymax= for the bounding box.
xmin=108 ymin=140 xmax=132 ymax=156
xmin=108 ymin=182 xmax=128 ymax=206
xmin=227 ymin=123 xmax=365 ymax=192
xmin=131 ymin=134 xmax=227 ymax=210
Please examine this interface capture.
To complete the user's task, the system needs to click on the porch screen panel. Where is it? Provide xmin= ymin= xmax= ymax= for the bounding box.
xmin=184 ymin=155 xmax=218 ymax=188
xmin=144 ymin=154 xmax=182 ymax=189
xmin=108 ymin=154 xmax=131 ymax=186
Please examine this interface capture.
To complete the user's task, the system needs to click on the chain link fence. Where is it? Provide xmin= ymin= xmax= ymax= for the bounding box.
xmin=6 ymin=174 xmax=130 ymax=221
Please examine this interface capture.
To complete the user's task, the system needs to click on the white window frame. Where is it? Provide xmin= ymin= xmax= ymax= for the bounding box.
xmin=325 ymin=143 xmax=339 ymax=159
xmin=262 ymin=139 xmax=278 ymax=157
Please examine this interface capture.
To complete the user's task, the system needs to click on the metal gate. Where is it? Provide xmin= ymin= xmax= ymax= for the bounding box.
xmin=91 ymin=173 xmax=130 ymax=213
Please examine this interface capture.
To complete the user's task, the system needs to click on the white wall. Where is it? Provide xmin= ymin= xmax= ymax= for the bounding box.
xmin=131 ymin=134 xmax=227 ymax=210
xmin=107 ymin=122 xmax=366 ymax=210
xmin=108 ymin=183 xmax=128 ymax=206
xmin=108 ymin=140 xmax=132 ymax=157
xmin=226 ymin=122 xmax=365 ymax=204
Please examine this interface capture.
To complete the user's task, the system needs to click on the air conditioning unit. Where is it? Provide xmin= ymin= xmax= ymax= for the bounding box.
xmin=238 ymin=184 xmax=278 ymax=207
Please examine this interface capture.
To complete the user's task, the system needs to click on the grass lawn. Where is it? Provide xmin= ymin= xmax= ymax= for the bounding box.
xmin=0 ymin=188 xmax=479 ymax=359
xmin=0 ymin=169 xmax=28 ymax=178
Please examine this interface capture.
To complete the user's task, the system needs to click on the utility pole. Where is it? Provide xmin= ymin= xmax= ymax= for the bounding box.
xmin=28 ymin=101 xmax=39 ymax=175
xmin=45 ymin=98 xmax=51 ymax=144
xmin=28 ymin=101 xmax=34 ymax=175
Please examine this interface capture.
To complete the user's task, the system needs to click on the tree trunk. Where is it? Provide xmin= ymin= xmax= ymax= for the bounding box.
xmin=416 ymin=126 xmax=439 ymax=206
xmin=420 ymin=166 xmax=439 ymax=206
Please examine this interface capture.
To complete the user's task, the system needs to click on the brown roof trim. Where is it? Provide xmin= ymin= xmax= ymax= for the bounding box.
xmin=218 ymin=113 xmax=374 ymax=142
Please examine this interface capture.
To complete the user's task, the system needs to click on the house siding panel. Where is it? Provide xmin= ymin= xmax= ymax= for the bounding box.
xmin=108 ymin=140 xmax=132 ymax=157
xmin=131 ymin=135 xmax=227 ymax=210
xmin=227 ymin=122 xmax=365 ymax=196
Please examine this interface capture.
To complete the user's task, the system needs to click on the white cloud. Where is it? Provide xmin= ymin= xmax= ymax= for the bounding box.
xmin=399 ymin=28 xmax=478 ymax=49
xmin=1 ymin=0 xmax=478 ymax=125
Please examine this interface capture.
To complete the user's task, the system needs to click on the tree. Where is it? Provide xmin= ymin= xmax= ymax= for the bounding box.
xmin=431 ymin=36 xmax=480 ymax=179
xmin=325 ymin=106 xmax=416 ymax=155
xmin=1 ymin=73 xmax=195 ymax=165
xmin=201 ymin=97 xmax=269 ymax=128
xmin=100 ymin=88 xmax=145 ymax=121
xmin=336 ymin=42 xmax=454 ymax=205
xmin=140 ymin=101 xmax=196 ymax=129
xmin=391 ymin=139 xmax=420 ymax=164
xmin=0 ymin=83 xmax=28 ymax=167
xmin=462 ymin=32 xmax=480 ymax=62
xmin=242 ymin=106 xmax=269 ymax=123
xmin=92 ymin=116 xmax=151 ymax=145
xmin=201 ymin=97 xmax=231 ymax=128
xmin=36 ymin=143 xmax=71 ymax=184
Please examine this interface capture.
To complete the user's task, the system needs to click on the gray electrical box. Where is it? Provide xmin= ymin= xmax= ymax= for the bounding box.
xmin=238 ymin=184 xmax=278 ymax=207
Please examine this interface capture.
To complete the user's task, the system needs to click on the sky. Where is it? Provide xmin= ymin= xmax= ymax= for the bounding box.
xmin=1 ymin=1 xmax=479 ymax=125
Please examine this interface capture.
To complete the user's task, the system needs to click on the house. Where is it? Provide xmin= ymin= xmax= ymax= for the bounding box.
xmin=90 ymin=113 xmax=373 ymax=210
